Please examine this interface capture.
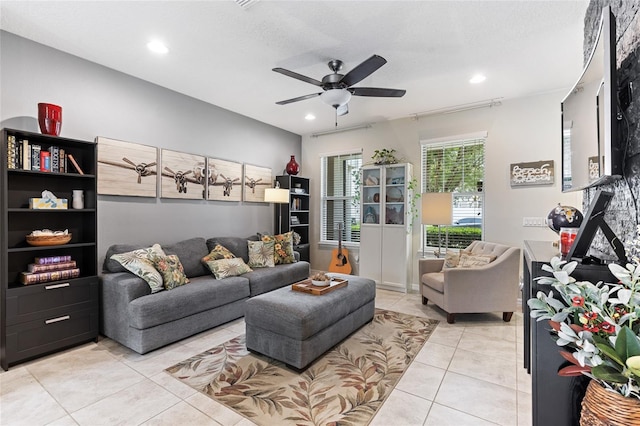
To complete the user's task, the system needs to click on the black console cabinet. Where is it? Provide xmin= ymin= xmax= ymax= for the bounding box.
xmin=523 ymin=240 xmax=617 ymax=426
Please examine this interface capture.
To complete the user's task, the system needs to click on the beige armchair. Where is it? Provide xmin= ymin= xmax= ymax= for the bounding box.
xmin=419 ymin=241 xmax=521 ymax=324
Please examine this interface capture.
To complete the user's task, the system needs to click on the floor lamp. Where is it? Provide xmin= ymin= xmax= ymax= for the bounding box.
xmin=264 ymin=182 xmax=290 ymax=234
xmin=421 ymin=192 xmax=453 ymax=257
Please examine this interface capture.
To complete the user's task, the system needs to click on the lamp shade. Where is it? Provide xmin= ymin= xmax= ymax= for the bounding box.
xmin=320 ymin=89 xmax=352 ymax=107
xmin=421 ymin=192 xmax=453 ymax=225
xmin=264 ymin=188 xmax=289 ymax=204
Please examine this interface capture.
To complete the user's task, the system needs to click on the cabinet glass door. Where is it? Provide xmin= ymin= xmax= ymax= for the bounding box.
xmin=384 ymin=165 xmax=405 ymax=225
xmin=362 ymin=168 xmax=381 ymax=224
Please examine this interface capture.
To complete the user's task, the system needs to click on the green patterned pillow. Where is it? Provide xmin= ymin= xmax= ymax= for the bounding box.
xmin=110 ymin=244 xmax=166 ymax=293
xmin=260 ymin=231 xmax=295 ymax=264
xmin=248 ymin=240 xmax=275 ymax=268
xmin=208 ymin=258 xmax=252 ymax=279
xmin=202 ymin=244 xmax=236 ymax=271
xmin=152 ymin=254 xmax=189 ymax=290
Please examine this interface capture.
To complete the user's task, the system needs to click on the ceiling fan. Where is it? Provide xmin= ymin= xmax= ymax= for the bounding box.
xmin=273 ymin=54 xmax=406 ymax=116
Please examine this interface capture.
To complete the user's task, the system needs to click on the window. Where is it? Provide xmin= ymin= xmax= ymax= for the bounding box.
xmin=321 ymin=152 xmax=362 ymax=244
xmin=421 ymin=135 xmax=485 ymax=249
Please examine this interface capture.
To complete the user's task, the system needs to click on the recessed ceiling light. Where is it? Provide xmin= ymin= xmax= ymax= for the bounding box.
xmin=469 ymin=74 xmax=486 ymax=84
xmin=305 ymin=114 xmax=316 ymax=121
xmin=147 ymin=40 xmax=169 ymax=55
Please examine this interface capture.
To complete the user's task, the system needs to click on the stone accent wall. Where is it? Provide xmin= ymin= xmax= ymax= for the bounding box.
xmin=583 ymin=1 xmax=639 ymax=258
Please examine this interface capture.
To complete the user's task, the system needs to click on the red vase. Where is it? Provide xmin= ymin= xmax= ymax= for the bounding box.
xmin=38 ymin=103 xmax=62 ymax=136
xmin=286 ymin=155 xmax=299 ymax=175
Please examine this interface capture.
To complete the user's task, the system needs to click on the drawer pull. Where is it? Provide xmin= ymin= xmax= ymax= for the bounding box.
xmin=45 ymin=315 xmax=70 ymax=325
xmin=45 ymin=283 xmax=70 ymax=290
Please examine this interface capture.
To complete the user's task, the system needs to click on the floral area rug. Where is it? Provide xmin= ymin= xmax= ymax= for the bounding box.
xmin=165 ymin=309 xmax=439 ymax=426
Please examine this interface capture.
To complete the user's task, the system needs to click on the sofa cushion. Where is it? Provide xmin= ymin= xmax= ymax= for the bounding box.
xmin=128 ymin=275 xmax=250 ymax=329
xmin=243 ymin=261 xmax=310 ymax=296
xmin=110 ymin=244 xmax=167 ymax=293
xmin=207 ymin=236 xmax=258 ymax=263
xmin=103 ymin=243 xmax=145 ymax=273
xmin=207 ymin=258 xmax=253 ymax=280
xmin=162 ymin=237 xmax=210 ymax=278
xmin=248 ymin=240 xmax=275 ymax=268
xmin=152 ymin=254 xmax=189 ymax=290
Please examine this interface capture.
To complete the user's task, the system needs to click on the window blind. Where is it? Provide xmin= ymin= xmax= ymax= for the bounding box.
xmin=321 ymin=152 xmax=362 ymax=243
xmin=421 ymin=138 xmax=485 ymax=249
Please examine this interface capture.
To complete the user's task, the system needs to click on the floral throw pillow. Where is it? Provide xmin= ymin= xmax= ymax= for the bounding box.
xmin=260 ymin=231 xmax=295 ymax=264
xmin=110 ymin=244 xmax=166 ymax=293
xmin=202 ymin=244 xmax=236 ymax=271
xmin=208 ymin=258 xmax=253 ymax=280
xmin=152 ymin=254 xmax=189 ymax=290
xmin=248 ymin=240 xmax=275 ymax=268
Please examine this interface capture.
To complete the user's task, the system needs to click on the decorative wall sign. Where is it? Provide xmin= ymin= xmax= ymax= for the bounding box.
xmin=588 ymin=156 xmax=600 ymax=182
xmin=206 ymin=157 xmax=243 ymax=202
xmin=243 ymin=164 xmax=272 ymax=202
xmin=160 ymin=149 xmax=206 ymax=199
xmin=510 ymin=160 xmax=554 ymax=187
xmin=97 ymin=137 xmax=158 ymax=197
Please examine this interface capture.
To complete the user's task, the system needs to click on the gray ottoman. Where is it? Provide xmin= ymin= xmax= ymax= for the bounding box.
xmin=244 ymin=275 xmax=376 ymax=369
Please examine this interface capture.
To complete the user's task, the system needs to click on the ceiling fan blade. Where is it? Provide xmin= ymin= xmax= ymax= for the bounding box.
xmin=349 ymin=87 xmax=406 ymax=97
xmin=340 ymin=54 xmax=387 ymax=87
xmin=273 ymin=68 xmax=323 ymax=86
xmin=336 ymin=103 xmax=349 ymax=116
xmin=276 ymin=92 xmax=322 ymax=105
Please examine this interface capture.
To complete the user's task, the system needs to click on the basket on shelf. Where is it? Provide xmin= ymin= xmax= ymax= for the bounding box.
xmin=580 ymin=380 xmax=640 ymax=426
xmin=26 ymin=234 xmax=72 ymax=246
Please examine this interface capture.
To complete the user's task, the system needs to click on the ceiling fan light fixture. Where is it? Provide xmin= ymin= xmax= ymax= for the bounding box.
xmin=320 ymin=89 xmax=351 ymax=107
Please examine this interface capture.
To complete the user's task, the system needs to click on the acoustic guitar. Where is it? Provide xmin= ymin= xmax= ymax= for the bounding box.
xmin=329 ymin=222 xmax=352 ymax=274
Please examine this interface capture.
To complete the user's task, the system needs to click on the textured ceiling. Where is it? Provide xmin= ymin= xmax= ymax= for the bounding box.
xmin=0 ymin=0 xmax=590 ymax=136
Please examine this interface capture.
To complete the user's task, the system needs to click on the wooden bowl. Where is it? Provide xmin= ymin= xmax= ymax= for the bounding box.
xmin=26 ymin=234 xmax=72 ymax=246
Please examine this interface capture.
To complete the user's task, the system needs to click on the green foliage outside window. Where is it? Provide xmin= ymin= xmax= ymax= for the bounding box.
xmin=425 ymin=226 xmax=482 ymax=249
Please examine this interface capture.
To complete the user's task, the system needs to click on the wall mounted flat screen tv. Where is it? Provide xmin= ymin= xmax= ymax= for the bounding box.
xmin=561 ymin=6 xmax=621 ymax=192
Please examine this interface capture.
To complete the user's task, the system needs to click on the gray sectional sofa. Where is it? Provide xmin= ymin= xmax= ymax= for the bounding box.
xmin=100 ymin=236 xmax=310 ymax=354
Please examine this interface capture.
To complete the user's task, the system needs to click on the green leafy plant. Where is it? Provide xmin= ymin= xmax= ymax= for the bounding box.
xmin=372 ymin=149 xmax=398 ymax=165
xmin=528 ymin=226 xmax=640 ymax=399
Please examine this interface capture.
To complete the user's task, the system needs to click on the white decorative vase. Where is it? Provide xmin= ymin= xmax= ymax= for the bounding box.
xmin=72 ymin=190 xmax=84 ymax=209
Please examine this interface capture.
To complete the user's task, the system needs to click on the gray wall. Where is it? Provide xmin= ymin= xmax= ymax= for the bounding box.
xmin=0 ymin=31 xmax=302 ymax=266
xmin=583 ymin=1 xmax=640 ymax=256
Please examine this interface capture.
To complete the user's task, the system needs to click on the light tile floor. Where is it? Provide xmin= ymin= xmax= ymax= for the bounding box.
xmin=0 ymin=290 xmax=531 ymax=426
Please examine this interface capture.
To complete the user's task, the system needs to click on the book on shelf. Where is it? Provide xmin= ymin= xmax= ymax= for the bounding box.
xmin=21 ymin=139 xmax=30 ymax=170
xmin=31 ymin=144 xmax=41 ymax=170
xmin=27 ymin=260 xmax=77 ymax=273
xmin=40 ymin=150 xmax=50 ymax=172
xmin=49 ymin=146 xmax=59 ymax=172
xmin=20 ymin=268 xmax=80 ymax=285
xmin=34 ymin=255 xmax=72 ymax=265
xmin=59 ymin=148 xmax=66 ymax=173
xmin=7 ymin=135 xmax=16 ymax=170
xmin=67 ymin=154 xmax=84 ymax=175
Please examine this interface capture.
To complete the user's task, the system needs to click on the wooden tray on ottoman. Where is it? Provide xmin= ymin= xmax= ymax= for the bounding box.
xmin=292 ymin=278 xmax=348 ymax=295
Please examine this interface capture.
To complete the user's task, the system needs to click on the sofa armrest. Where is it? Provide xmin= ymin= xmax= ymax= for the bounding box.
xmin=99 ymin=272 xmax=151 ymax=339
xmin=419 ymin=258 xmax=445 ymax=277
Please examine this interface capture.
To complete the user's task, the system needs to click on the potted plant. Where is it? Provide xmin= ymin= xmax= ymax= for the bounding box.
xmin=372 ymin=148 xmax=398 ymax=165
xmin=528 ymin=226 xmax=640 ymax=424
